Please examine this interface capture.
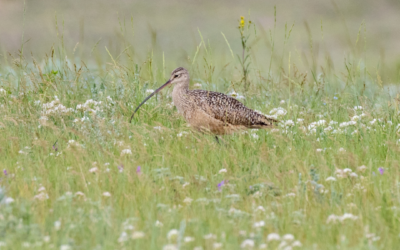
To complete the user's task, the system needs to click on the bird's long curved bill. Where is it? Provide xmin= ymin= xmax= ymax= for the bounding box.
xmin=129 ymin=80 xmax=171 ymax=123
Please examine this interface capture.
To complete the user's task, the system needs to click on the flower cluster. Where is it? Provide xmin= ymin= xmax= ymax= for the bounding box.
xmin=41 ymin=96 xmax=74 ymax=116
xmin=335 ymin=168 xmax=358 ymax=179
xmin=269 ymin=107 xmax=287 ymax=118
xmin=228 ymin=91 xmax=245 ymax=100
xmin=33 ymin=186 xmax=49 ymax=201
xmin=266 ymin=233 xmax=302 ymax=249
xmin=326 ymin=213 xmax=358 ymax=223
xmin=76 ymin=99 xmax=103 ymax=113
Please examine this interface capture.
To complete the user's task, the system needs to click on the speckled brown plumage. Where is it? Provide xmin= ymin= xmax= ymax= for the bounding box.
xmin=170 ymin=68 xmax=278 ymax=135
xmin=131 ymin=67 xmax=278 ymax=135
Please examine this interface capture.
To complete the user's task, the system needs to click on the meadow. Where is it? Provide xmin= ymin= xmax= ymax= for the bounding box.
xmin=1 ymin=1 xmax=400 ymax=249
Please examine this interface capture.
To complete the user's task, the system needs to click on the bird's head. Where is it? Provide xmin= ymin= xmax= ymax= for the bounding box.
xmin=168 ymin=67 xmax=189 ymax=86
xmin=129 ymin=67 xmax=189 ymax=123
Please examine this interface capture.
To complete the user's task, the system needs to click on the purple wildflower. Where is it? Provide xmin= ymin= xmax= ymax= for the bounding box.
xmin=3 ymin=169 xmax=7 ymax=176
xmin=136 ymin=166 xmax=141 ymax=174
xmin=378 ymin=167 xmax=384 ymax=175
xmin=217 ymin=180 xmax=225 ymax=191
xmin=52 ymin=141 xmax=58 ymax=151
xmin=118 ymin=164 xmax=124 ymax=173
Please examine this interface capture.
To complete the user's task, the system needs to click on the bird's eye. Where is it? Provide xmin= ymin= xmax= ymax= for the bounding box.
xmin=174 ymin=74 xmax=179 ymax=78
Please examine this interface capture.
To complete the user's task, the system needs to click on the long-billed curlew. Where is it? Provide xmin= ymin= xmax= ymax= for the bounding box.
xmin=130 ymin=67 xmax=278 ymax=135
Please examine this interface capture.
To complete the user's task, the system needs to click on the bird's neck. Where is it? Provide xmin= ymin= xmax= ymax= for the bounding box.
xmin=172 ymin=82 xmax=190 ymax=109
xmin=173 ymin=82 xmax=189 ymax=95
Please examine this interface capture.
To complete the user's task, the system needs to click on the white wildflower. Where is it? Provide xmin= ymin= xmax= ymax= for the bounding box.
xmin=75 ymin=99 xmax=102 ymax=113
xmin=340 ymin=121 xmax=357 ymax=128
xmin=106 ymin=96 xmax=113 ymax=102
xmin=284 ymin=120 xmax=295 ymax=127
xmin=269 ymin=107 xmax=287 ymax=117
xmin=327 ymin=213 xmax=358 ymax=223
xmin=349 ymin=172 xmax=358 ymax=178
xmin=255 ymin=206 xmax=265 ymax=212
xmin=354 ymin=106 xmax=363 ymax=110
xmin=4 ymin=197 xmax=14 ymax=204
xmin=253 ymin=221 xmax=265 ymax=228
xmin=75 ymin=191 xmax=85 ymax=197
xmin=251 ymin=133 xmax=259 ymax=140
xmin=229 ymin=91 xmax=245 ymax=100
xmin=193 ymin=83 xmax=202 ymax=88
xmin=146 ymin=89 xmax=154 ymax=94
xmin=132 ymin=231 xmax=145 ymax=239
xmin=316 ymin=148 xmax=323 ymax=152
xmin=102 ymin=192 xmax=111 ymax=197
xmin=340 ymin=213 xmax=358 ymax=222
xmin=89 ymin=167 xmax=98 ymax=173
xmin=282 ymin=234 xmax=295 ymax=242
xmin=329 ymin=120 xmax=338 ymax=126
xmin=267 ymin=233 xmax=280 ymax=241
xmin=184 ymin=236 xmax=195 ymax=243
xmin=316 ymin=120 xmax=326 ymax=126
xmin=292 ymin=240 xmax=302 ymax=247
xmin=357 ymin=165 xmax=367 ymax=172
xmin=219 ymin=168 xmax=227 ymax=174
xmin=33 ymin=192 xmax=49 ymax=201
xmin=54 ymin=220 xmax=61 ymax=231
xmin=213 ymin=242 xmax=223 ymax=249
xmin=0 ymin=88 xmax=6 ymax=96
xmin=163 ymin=244 xmax=178 ymax=250
xmin=325 ymin=176 xmax=336 ymax=182
xmin=120 ymin=149 xmax=132 ymax=156
xmin=177 ymin=131 xmax=189 ymax=137
xmin=167 ymin=229 xmax=179 ymax=241
xmin=326 ymin=214 xmax=339 ymax=224
xmin=241 ymin=239 xmax=255 ymax=248
xmin=60 ymin=245 xmax=71 ymax=250
xmin=118 ymin=231 xmax=128 ymax=242
xmin=155 ymin=220 xmax=164 ymax=227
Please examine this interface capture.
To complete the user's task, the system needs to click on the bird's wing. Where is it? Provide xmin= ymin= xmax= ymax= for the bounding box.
xmin=191 ymin=90 xmax=277 ymax=127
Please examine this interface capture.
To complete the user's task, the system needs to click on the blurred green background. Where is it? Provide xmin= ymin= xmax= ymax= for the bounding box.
xmin=1 ymin=0 xmax=400 ymax=81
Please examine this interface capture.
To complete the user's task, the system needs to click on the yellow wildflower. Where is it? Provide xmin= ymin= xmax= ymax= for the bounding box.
xmin=240 ymin=19 xmax=245 ymax=27
xmin=240 ymin=16 xmax=244 ymax=20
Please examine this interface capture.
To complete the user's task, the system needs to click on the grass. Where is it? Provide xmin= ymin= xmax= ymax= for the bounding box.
xmin=0 ymin=9 xmax=400 ymax=250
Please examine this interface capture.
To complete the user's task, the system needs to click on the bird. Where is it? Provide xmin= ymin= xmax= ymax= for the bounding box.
xmin=130 ymin=67 xmax=278 ymax=136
